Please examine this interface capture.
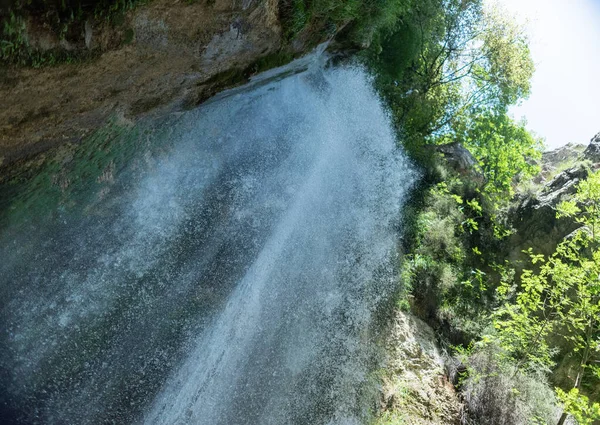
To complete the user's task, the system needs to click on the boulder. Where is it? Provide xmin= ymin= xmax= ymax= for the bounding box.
xmin=434 ymin=142 xmax=485 ymax=185
xmin=435 ymin=142 xmax=478 ymax=173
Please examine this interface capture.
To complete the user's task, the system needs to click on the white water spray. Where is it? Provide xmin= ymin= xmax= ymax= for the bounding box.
xmin=0 ymin=54 xmax=417 ymax=425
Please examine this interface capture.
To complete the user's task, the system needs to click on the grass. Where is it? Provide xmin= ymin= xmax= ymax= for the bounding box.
xmin=0 ymin=10 xmax=100 ymax=67
xmin=1 ymin=12 xmax=29 ymax=65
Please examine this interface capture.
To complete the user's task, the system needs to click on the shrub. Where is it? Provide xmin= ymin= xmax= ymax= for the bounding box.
xmin=458 ymin=345 xmax=561 ymax=425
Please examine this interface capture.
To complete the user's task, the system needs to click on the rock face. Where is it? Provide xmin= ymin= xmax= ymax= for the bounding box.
xmin=377 ymin=311 xmax=462 ymax=425
xmin=509 ymin=132 xmax=600 ymax=267
xmin=435 ymin=142 xmax=478 ymax=173
xmin=509 ymin=166 xmax=585 ymax=265
xmin=434 ymin=142 xmax=485 ymax=184
xmin=0 ymin=0 xmax=295 ymax=170
xmin=536 ymin=142 xmax=586 ymax=183
xmin=583 ymin=131 xmax=600 ymax=162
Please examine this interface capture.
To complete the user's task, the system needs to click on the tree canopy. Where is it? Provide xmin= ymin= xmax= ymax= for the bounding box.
xmin=367 ymin=0 xmax=540 ymax=203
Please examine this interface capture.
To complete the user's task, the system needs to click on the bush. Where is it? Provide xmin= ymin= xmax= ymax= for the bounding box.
xmin=400 ymin=169 xmax=503 ymax=340
xmin=457 ymin=345 xmax=560 ymax=425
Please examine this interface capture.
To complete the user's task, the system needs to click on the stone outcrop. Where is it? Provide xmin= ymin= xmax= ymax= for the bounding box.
xmin=535 ymin=142 xmax=586 ymax=183
xmin=509 ymin=166 xmax=585 ymax=265
xmin=434 ymin=142 xmax=485 ymax=185
xmin=583 ymin=131 xmax=600 ymax=162
xmin=508 ymin=132 xmax=599 ymax=267
xmin=435 ymin=142 xmax=478 ymax=174
xmin=377 ymin=311 xmax=462 ymax=425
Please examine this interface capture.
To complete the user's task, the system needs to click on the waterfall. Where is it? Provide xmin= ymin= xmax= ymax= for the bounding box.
xmin=0 ymin=53 xmax=417 ymax=425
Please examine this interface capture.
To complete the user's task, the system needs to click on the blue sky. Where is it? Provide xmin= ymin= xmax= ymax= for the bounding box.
xmin=492 ymin=0 xmax=600 ymax=149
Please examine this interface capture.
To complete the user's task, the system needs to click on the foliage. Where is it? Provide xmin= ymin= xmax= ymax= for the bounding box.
xmin=364 ymin=0 xmax=540 ymax=207
xmin=0 ymin=11 xmax=27 ymax=64
xmin=555 ymin=388 xmax=600 ymax=425
xmin=372 ymin=2 xmax=593 ymax=424
xmin=492 ymin=170 xmax=600 ymax=424
xmin=368 ymin=1 xmax=531 ymax=130
xmin=450 ymin=110 xmax=543 ymax=202
xmin=280 ymin=0 xmax=411 ymax=43
xmin=399 ymin=165 xmax=509 ymax=343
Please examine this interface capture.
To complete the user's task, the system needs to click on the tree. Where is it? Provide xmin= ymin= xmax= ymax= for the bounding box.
xmin=367 ymin=0 xmax=540 ymax=203
xmin=369 ymin=0 xmax=533 ymax=138
xmin=452 ymin=109 xmax=543 ymax=202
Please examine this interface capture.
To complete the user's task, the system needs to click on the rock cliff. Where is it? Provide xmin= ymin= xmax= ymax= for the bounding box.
xmin=509 ymin=132 xmax=599 ymax=268
xmin=0 ymin=0 xmax=311 ymax=171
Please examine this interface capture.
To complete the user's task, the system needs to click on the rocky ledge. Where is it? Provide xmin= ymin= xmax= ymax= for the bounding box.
xmin=0 ymin=0 xmax=315 ymax=171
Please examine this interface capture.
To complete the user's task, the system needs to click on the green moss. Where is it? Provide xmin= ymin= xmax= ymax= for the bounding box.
xmin=249 ymin=51 xmax=296 ymax=74
xmin=280 ymin=0 xmax=410 ymax=45
xmin=123 ymin=27 xmax=135 ymax=44
xmin=0 ymin=117 xmax=157 ymax=228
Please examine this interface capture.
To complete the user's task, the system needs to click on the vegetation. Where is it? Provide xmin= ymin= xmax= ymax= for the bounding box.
xmin=457 ymin=344 xmax=559 ymax=425
xmin=0 ymin=116 xmax=169 ymax=229
xmin=359 ymin=1 xmax=600 ymax=423
xmin=363 ymin=0 xmax=540 ymax=205
xmin=2 ymin=0 xmax=597 ymax=422
xmin=491 ymin=171 xmax=600 ymax=425
xmin=384 ymin=0 xmax=541 ymax=341
xmin=399 ymin=173 xmax=492 ymax=340
xmin=280 ymin=0 xmax=411 ymax=43
xmin=394 ymin=158 xmax=600 ymax=425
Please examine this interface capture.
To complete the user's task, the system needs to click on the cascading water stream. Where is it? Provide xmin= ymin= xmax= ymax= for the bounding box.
xmin=0 ymin=53 xmax=417 ymax=424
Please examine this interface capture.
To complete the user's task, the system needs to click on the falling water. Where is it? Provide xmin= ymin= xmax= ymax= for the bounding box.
xmin=0 ymin=53 xmax=417 ymax=424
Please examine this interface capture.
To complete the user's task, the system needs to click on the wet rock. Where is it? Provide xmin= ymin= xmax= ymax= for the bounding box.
xmin=0 ymin=0 xmax=285 ymax=171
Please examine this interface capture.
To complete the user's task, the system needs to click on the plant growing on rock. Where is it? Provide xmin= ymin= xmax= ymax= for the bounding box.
xmin=493 ymin=170 xmax=600 ymax=425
